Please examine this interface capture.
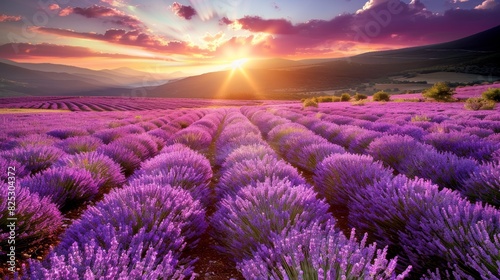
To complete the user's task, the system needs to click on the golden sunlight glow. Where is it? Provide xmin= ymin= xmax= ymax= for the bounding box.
xmin=230 ymin=58 xmax=249 ymax=69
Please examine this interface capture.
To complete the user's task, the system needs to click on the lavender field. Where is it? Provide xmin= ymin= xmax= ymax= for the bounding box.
xmin=1 ymin=90 xmax=500 ymax=280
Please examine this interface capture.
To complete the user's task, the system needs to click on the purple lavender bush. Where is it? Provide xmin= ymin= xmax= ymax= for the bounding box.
xmin=217 ymin=155 xmax=305 ymax=199
xmin=211 ymin=180 xmax=332 ymax=261
xmin=313 ymin=153 xmax=393 ymax=206
xmin=0 ymin=157 xmax=28 ymax=182
xmin=402 ymin=149 xmax=478 ymax=190
xmin=97 ymin=143 xmax=142 ymax=176
xmin=0 ymin=186 xmax=62 ymax=252
xmin=238 ymin=220 xmax=411 ymax=279
xmin=57 ymin=183 xmax=207 ymax=259
xmin=460 ymin=163 xmax=500 ymax=206
xmin=220 ymin=144 xmax=277 ymax=173
xmin=47 ymin=128 xmax=88 ymax=139
xmin=288 ymin=142 xmax=346 ymax=172
xmin=54 ymin=152 xmax=126 ymax=192
xmin=0 ymin=134 xmax=59 ymax=151
xmin=93 ymin=128 xmax=126 ymax=144
xmin=55 ymin=136 xmax=103 ymax=154
xmin=400 ymin=196 xmax=500 ymax=278
xmin=168 ymin=126 xmax=213 ymax=153
xmin=112 ymin=134 xmax=159 ymax=160
xmin=423 ymin=132 xmax=498 ymax=162
xmin=1 ymin=146 xmax=65 ymax=176
xmin=20 ymin=167 xmax=100 ymax=210
xmin=214 ymin=133 xmax=265 ymax=166
xmin=347 ymin=176 xmax=455 ymax=265
xmin=132 ymin=146 xmax=212 ymax=204
xmin=20 ymin=237 xmax=194 ymax=280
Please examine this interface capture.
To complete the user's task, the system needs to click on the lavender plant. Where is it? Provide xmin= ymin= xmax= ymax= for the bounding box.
xmin=54 ymin=152 xmax=126 ymax=191
xmin=96 ymin=143 xmax=142 ymax=176
xmin=217 ymin=155 xmax=305 ymax=199
xmin=57 ymin=183 xmax=207 ymax=259
xmin=460 ymin=163 xmax=500 ymax=206
xmin=0 ymin=186 xmax=62 ymax=252
xmin=20 ymin=167 xmax=100 ymax=210
xmin=313 ymin=153 xmax=393 ymax=206
xmin=55 ymin=136 xmax=103 ymax=154
xmin=238 ymin=220 xmax=411 ymax=279
xmin=1 ymin=146 xmax=65 ymax=176
xmin=211 ymin=179 xmax=331 ymax=261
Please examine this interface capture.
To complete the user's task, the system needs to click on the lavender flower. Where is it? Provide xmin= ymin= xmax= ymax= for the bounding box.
xmin=0 ymin=186 xmax=62 ymax=252
xmin=313 ymin=153 xmax=393 ymax=206
xmin=211 ymin=180 xmax=331 ymax=261
xmin=55 ymin=136 xmax=103 ymax=154
xmin=97 ymin=143 xmax=142 ymax=176
xmin=47 ymin=128 xmax=89 ymax=139
xmin=221 ymin=144 xmax=277 ymax=172
xmin=1 ymin=146 xmax=65 ymax=175
xmin=58 ymin=183 xmax=207 ymax=259
xmin=460 ymin=163 xmax=500 ymax=206
xmin=21 ymin=235 xmax=195 ymax=279
xmin=54 ymin=152 xmax=126 ymax=191
xmin=20 ymin=167 xmax=100 ymax=210
xmin=217 ymin=155 xmax=305 ymax=199
xmin=238 ymin=220 xmax=411 ymax=279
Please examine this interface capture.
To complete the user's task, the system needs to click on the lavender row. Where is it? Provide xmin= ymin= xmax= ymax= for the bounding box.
xmin=268 ymin=107 xmax=499 ymax=205
xmin=18 ymin=143 xmax=214 ymax=279
xmin=243 ymin=108 xmax=346 ymax=173
xmin=347 ymin=175 xmax=500 ymax=278
xmin=0 ymin=96 xmax=265 ymax=111
xmin=275 ymin=106 xmax=499 ymax=163
xmin=212 ymin=110 xmax=408 ymax=278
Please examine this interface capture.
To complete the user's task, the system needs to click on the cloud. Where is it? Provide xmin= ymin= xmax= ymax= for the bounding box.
xmin=475 ymin=0 xmax=498 ymax=9
xmin=59 ymin=5 xmax=142 ymax=29
xmin=49 ymin=4 xmax=60 ymax=11
xmin=35 ymin=27 xmax=205 ymax=55
xmin=219 ymin=0 xmax=500 ymax=57
xmin=171 ymin=2 xmax=197 ymax=20
xmin=0 ymin=43 xmax=135 ymax=58
xmin=0 ymin=14 xmax=22 ymax=22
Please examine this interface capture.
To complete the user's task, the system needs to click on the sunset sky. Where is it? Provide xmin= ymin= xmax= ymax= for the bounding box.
xmin=0 ymin=0 xmax=499 ymax=74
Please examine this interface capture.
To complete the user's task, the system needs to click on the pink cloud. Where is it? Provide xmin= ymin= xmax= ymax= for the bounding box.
xmin=0 ymin=14 xmax=22 ymax=22
xmin=49 ymin=4 xmax=60 ymax=11
xmin=475 ymin=0 xmax=498 ymax=9
xmin=35 ymin=27 xmax=205 ymax=55
xmin=171 ymin=2 xmax=197 ymax=20
xmin=0 ymin=43 xmax=135 ymax=58
xmin=219 ymin=0 xmax=500 ymax=56
xmin=59 ymin=5 xmax=142 ymax=29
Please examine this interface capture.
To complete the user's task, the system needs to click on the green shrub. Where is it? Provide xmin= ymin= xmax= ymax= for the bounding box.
xmin=340 ymin=93 xmax=351 ymax=101
xmin=481 ymin=88 xmax=500 ymax=102
xmin=331 ymin=96 xmax=341 ymax=102
xmin=317 ymin=96 xmax=332 ymax=102
xmin=302 ymin=98 xmax=318 ymax=108
xmin=464 ymin=97 xmax=496 ymax=111
xmin=422 ymin=82 xmax=455 ymax=101
xmin=353 ymin=93 xmax=368 ymax=101
xmin=373 ymin=91 xmax=390 ymax=102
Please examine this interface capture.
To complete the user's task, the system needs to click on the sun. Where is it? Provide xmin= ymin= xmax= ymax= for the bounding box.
xmin=230 ymin=58 xmax=249 ymax=70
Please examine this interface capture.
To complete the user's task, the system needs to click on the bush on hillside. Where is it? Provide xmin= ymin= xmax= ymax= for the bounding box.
xmin=482 ymin=88 xmax=500 ymax=102
xmin=423 ymin=82 xmax=455 ymax=101
xmin=373 ymin=91 xmax=391 ymax=101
